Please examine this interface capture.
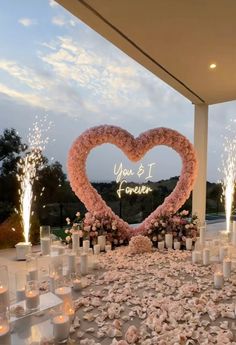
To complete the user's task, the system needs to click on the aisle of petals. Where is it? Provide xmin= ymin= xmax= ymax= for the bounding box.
xmin=70 ymin=249 xmax=236 ymax=345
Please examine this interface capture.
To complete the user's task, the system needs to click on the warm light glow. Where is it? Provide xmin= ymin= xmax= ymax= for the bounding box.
xmin=220 ymin=120 xmax=236 ymax=233
xmin=17 ymin=116 xmax=52 ymax=242
xmin=209 ymin=63 xmax=217 ymax=69
xmin=114 ymin=162 xmax=155 ymax=198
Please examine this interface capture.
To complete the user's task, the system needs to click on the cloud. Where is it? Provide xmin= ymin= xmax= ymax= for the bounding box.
xmin=49 ymin=0 xmax=58 ymax=7
xmin=18 ymin=18 xmax=37 ymax=27
xmin=52 ymin=16 xmax=66 ymax=27
xmin=0 ymin=83 xmax=43 ymax=108
xmin=51 ymin=16 xmax=77 ymax=28
xmin=0 ymin=33 xmax=192 ymax=126
xmin=0 ymin=59 xmax=53 ymax=90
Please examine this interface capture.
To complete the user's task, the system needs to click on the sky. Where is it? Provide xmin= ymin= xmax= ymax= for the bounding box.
xmin=0 ymin=0 xmax=235 ymax=183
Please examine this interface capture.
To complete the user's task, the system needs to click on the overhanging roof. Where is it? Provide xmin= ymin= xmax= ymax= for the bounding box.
xmin=56 ymin=0 xmax=236 ymax=105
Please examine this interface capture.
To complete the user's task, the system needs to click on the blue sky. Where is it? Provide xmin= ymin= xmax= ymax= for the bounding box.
xmin=0 ymin=0 xmax=235 ymax=183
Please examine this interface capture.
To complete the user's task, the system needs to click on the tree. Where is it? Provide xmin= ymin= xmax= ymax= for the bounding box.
xmin=0 ymin=129 xmax=26 ymax=220
xmin=0 ymin=128 xmax=25 ymax=161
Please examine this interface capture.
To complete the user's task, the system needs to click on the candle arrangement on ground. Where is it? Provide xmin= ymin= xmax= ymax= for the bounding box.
xmin=6 ymin=224 xmax=236 ymax=344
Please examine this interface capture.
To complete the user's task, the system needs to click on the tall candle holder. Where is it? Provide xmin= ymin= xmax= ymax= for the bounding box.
xmin=26 ymin=254 xmax=38 ymax=281
xmin=72 ymin=232 xmax=79 ymax=253
xmin=0 ymin=266 xmax=9 ymax=312
xmin=52 ymin=312 xmax=70 ymax=344
xmin=0 ymin=310 xmax=11 ymax=345
xmin=214 ymin=264 xmax=224 ymax=289
xmin=50 ymin=254 xmax=63 ymax=277
xmin=15 ymin=271 xmax=26 ymax=302
xmin=40 ymin=225 xmax=51 ymax=256
xmin=55 ymin=280 xmax=73 ymax=315
xmin=25 ymin=280 xmax=40 ymax=311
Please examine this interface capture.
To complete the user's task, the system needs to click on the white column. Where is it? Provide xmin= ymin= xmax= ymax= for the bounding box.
xmin=192 ymin=104 xmax=208 ymax=225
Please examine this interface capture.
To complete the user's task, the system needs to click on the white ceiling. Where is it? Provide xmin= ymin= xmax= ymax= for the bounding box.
xmin=57 ymin=0 xmax=236 ymax=105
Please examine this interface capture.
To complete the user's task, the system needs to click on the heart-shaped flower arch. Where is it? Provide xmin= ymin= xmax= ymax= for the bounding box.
xmin=67 ymin=125 xmax=198 ymax=238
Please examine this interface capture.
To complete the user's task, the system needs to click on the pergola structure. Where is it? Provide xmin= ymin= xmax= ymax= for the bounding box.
xmin=56 ymin=0 xmax=236 ymax=225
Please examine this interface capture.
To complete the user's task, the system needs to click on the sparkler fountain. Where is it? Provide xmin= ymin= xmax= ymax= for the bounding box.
xmin=15 ymin=117 xmax=52 ymax=260
xmin=221 ymin=120 xmax=236 ymax=236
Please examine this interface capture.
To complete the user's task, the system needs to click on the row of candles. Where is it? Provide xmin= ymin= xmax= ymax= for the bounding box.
xmin=0 ymin=230 xmax=111 ymax=343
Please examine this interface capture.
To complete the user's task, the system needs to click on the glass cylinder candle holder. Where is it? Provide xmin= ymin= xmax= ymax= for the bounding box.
xmin=223 ymin=256 xmax=232 ymax=279
xmin=0 ymin=310 xmax=11 ymax=345
xmin=214 ymin=264 xmax=224 ymax=289
xmin=15 ymin=271 xmax=26 ymax=302
xmin=26 ymin=254 xmax=38 ymax=281
xmin=52 ymin=313 xmax=70 ymax=343
xmin=80 ymin=253 xmax=88 ymax=276
xmin=70 ymin=273 xmax=82 ymax=292
xmin=0 ymin=266 xmax=9 ymax=312
xmin=50 ymin=254 xmax=63 ymax=277
xmin=72 ymin=232 xmax=79 ymax=253
xmin=25 ymin=280 xmax=40 ymax=311
xmin=49 ymin=264 xmax=59 ymax=293
xmin=63 ymin=299 xmax=75 ymax=322
xmin=55 ymin=283 xmax=73 ymax=314
xmin=40 ymin=226 xmax=51 ymax=256
xmin=67 ymin=251 xmax=76 ymax=274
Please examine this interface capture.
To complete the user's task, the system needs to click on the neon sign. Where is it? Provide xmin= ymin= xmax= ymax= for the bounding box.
xmin=113 ymin=162 xmax=156 ymax=198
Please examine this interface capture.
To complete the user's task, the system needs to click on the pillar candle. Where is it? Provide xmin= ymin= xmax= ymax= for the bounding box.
xmin=93 ymin=255 xmax=99 ymax=270
xmin=186 ymin=238 xmax=193 ymax=250
xmin=203 ymin=248 xmax=210 ymax=265
xmin=83 ymin=240 xmax=90 ymax=253
xmin=174 ymin=241 xmax=181 ymax=250
xmin=0 ymin=286 xmax=9 ymax=309
xmin=72 ymin=233 xmax=79 ymax=252
xmin=53 ymin=314 xmax=70 ymax=342
xmin=165 ymin=234 xmax=173 ymax=249
xmin=40 ymin=237 xmax=51 ymax=256
xmin=105 ymin=244 xmax=112 ymax=252
xmin=27 ymin=269 xmax=38 ymax=281
xmin=219 ymin=246 xmax=228 ymax=262
xmin=93 ymin=244 xmax=100 ymax=255
xmin=80 ymin=253 xmax=88 ymax=276
xmin=223 ymin=258 xmax=231 ymax=279
xmin=232 ymin=221 xmax=236 ymax=246
xmin=199 ymin=226 xmax=205 ymax=246
xmin=49 ymin=273 xmax=58 ymax=293
xmin=66 ymin=307 xmax=75 ymax=322
xmin=158 ymin=241 xmax=165 ymax=250
xmin=16 ymin=288 xmax=25 ymax=302
xmin=67 ymin=253 xmax=76 ymax=274
xmin=0 ymin=323 xmax=10 ymax=345
xmin=25 ymin=290 xmax=40 ymax=310
xmin=97 ymin=235 xmax=106 ymax=251
xmin=55 ymin=286 xmax=72 ymax=304
xmin=214 ymin=271 xmax=224 ymax=289
xmin=192 ymin=250 xmax=202 ymax=264
xmin=72 ymin=278 xmax=82 ymax=291
xmin=50 ymin=255 xmax=63 ymax=275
